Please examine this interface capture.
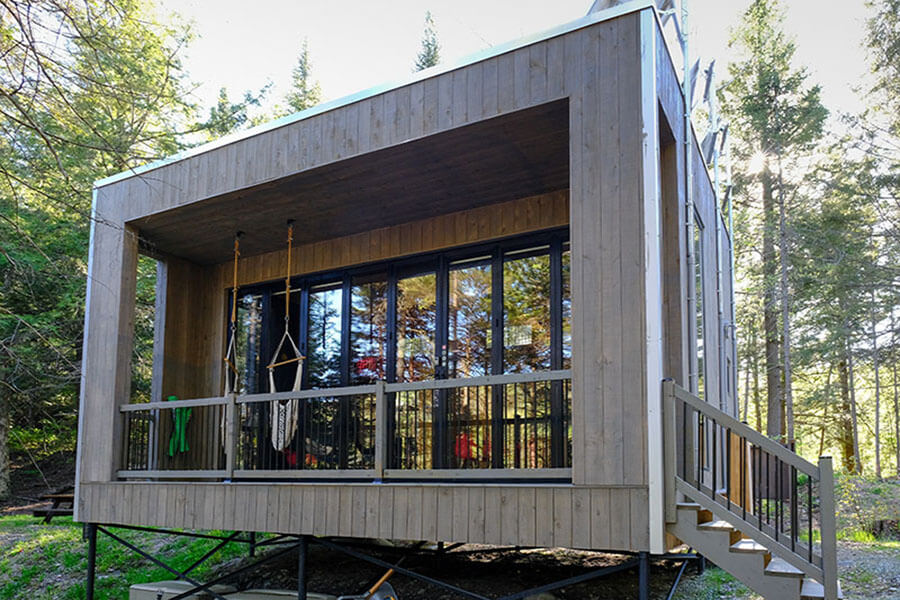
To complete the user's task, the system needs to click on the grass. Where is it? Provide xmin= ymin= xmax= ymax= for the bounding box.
xmin=0 ymin=515 xmax=251 ymax=599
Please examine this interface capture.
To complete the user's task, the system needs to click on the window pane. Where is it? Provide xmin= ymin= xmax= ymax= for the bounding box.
xmin=504 ymin=251 xmax=551 ymax=372
xmin=396 ymin=272 xmax=436 ymax=382
xmin=562 ymin=246 xmax=572 ymax=369
xmin=307 ymin=283 xmax=343 ymax=388
xmin=269 ymin=290 xmax=303 ymax=391
xmin=350 ymin=274 xmax=388 ymax=384
xmin=448 ymin=261 xmax=492 ymax=379
xmin=235 ymin=293 xmax=264 ymax=395
xmin=693 ymin=218 xmax=705 ymax=400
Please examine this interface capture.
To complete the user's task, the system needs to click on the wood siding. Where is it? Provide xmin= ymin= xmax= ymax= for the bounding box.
xmin=79 ymin=482 xmax=649 ymax=551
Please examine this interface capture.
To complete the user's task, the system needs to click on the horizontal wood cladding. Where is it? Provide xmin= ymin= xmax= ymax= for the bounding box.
xmin=79 ymin=482 xmax=649 ymax=551
xmin=218 ymin=190 xmax=570 ymax=289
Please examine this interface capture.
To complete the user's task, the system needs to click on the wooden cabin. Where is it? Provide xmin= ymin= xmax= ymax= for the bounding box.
xmin=76 ymin=1 xmax=839 ymax=597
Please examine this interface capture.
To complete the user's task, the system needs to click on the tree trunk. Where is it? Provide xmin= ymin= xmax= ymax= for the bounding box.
xmin=0 ymin=380 xmax=9 ymax=501
xmin=837 ymin=358 xmax=856 ymax=473
xmin=742 ymin=336 xmax=752 ymax=423
xmin=848 ymin=346 xmax=863 ymax=474
xmin=762 ymin=165 xmax=783 ymax=441
xmin=892 ymin=311 xmax=900 ymax=478
xmin=753 ymin=337 xmax=762 ymax=432
xmin=778 ymin=161 xmax=793 ymax=445
xmin=871 ymin=286 xmax=882 ymax=479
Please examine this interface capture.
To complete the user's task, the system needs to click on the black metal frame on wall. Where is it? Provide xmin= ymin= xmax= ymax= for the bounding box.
xmin=227 ymin=227 xmax=571 ymax=470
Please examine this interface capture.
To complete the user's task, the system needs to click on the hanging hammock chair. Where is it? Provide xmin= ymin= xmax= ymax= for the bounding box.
xmin=268 ymin=220 xmax=305 ymax=451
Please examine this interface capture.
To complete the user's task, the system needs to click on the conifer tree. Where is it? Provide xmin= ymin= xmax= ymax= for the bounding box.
xmin=414 ymin=11 xmax=441 ymax=72
xmin=285 ymin=39 xmax=323 ymax=113
xmin=722 ymin=0 xmax=827 ymax=443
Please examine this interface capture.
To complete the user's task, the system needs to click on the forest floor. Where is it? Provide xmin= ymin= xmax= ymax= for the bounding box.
xmin=1 ymin=455 xmax=899 ymax=599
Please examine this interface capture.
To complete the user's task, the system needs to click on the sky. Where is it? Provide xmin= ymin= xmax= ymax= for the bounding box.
xmin=155 ymin=0 xmax=875 ymax=124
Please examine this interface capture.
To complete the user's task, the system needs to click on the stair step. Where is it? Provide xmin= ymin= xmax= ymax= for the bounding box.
xmin=764 ymin=557 xmax=804 ymax=578
xmin=676 ymin=502 xmax=701 ymax=511
xmin=729 ymin=539 xmax=767 ymax=554
xmin=697 ymin=520 xmax=734 ymax=532
xmin=800 ymin=578 xmax=843 ymax=599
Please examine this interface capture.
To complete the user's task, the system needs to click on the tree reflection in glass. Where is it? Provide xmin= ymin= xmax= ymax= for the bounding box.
xmin=350 ymin=274 xmax=388 ymax=385
xmin=307 ymin=283 xmax=342 ymax=389
xmin=396 ymin=272 xmax=436 ymax=382
xmin=503 ymin=250 xmax=551 ymax=372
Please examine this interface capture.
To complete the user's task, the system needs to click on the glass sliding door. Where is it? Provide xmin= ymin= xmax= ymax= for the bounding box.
xmin=501 ymin=248 xmax=553 ymax=468
xmin=350 ymin=274 xmax=388 ymax=385
xmin=447 ymin=257 xmax=493 ymax=468
xmin=393 ymin=270 xmax=438 ymax=469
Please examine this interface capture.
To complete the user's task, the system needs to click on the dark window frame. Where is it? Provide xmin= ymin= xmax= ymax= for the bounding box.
xmin=228 ymin=227 xmax=571 ymax=470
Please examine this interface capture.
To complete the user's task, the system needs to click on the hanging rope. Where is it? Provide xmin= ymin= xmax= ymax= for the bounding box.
xmin=223 ymin=232 xmax=243 ymax=395
xmin=268 ymin=219 xmax=305 ymax=451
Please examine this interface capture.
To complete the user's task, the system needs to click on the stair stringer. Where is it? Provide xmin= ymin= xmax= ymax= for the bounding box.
xmin=668 ymin=511 xmax=802 ymax=600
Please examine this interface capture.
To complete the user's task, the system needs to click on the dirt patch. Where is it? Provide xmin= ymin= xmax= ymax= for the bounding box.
xmin=1 ymin=450 xmax=75 ymax=515
xmin=209 ymin=542 xmax=692 ymax=600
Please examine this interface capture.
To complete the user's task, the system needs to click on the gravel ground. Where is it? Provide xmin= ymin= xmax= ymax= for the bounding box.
xmin=212 ymin=538 xmax=900 ymax=600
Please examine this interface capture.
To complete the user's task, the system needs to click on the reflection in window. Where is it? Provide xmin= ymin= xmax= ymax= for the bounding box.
xmin=307 ymin=283 xmax=343 ymax=389
xmin=235 ymin=293 xmax=264 ymax=395
xmin=350 ymin=274 xmax=388 ymax=384
xmin=448 ymin=259 xmax=492 ymax=379
xmin=504 ymin=249 xmax=551 ymax=372
xmin=693 ymin=218 xmax=705 ymax=400
xmin=396 ymin=272 xmax=436 ymax=382
xmin=562 ymin=246 xmax=572 ymax=369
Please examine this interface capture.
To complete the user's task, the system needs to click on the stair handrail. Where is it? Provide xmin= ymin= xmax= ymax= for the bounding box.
xmin=663 ymin=380 xmax=839 ymax=600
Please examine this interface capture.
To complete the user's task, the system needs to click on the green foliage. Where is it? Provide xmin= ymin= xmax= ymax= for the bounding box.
xmin=0 ymin=0 xmax=203 ymax=482
xmin=203 ymin=87 xmax=266 ymax=138
xmin=866 ymin=0 xmax=900 ymax=135
xmin=284 ymin=39 xmax=323 ymax=114
xmin=0 ymin=516 xmax=250 ymax=599
xmin=414 ymin=11 xmax=441 ymax=72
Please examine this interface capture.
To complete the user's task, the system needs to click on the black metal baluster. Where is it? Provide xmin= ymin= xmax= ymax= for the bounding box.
xmin=696 ymin=410 xmax=702 ymax=490
xmin=741 ymin=434 xmax=746 ymax=521
xmin=711 ymin=418 xmax=717 ymax=501
xmin=726 ymin=427 xmax=732 ymax=512
xmin=791 ymin=465 xmax=798 ymax=552
xmin=808 ymin=477 xmax=813 ymax=562
xmin=774 ymin=456 xmax=780 ymax=542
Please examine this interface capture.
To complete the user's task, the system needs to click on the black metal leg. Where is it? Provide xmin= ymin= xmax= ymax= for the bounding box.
xmin=638 ymin=551 xmax=649 ymax=600
xmin=85 ymin=523 xmax=97 ymax=600
xmin=249 ymin=531 xmax=257 ymax=557
xmin=297 ymin=535 xmax=308 ymax=600
xmin=697 ymin=553 xmax=706 ymax=574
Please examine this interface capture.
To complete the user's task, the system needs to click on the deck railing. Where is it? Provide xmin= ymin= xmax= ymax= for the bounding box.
xmin=663 ymin=380 xmax=838 ymax=599
xmin=119 ymin=370 xmax=571 ymax=482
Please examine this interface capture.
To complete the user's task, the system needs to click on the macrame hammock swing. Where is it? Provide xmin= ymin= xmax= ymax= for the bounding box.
xmin=223 ymin=223 xmax=305 ymax=453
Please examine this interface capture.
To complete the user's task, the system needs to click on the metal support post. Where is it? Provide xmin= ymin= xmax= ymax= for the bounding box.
xmin=297 ymin=535 xmax=308 ymax=600
xmin=638 ymin=551 xmax=650 ymax=600
xmin=697 ymin=553 xmax=706 ymax=574
xmin=85 ymin=523 xmax=97 ymax=600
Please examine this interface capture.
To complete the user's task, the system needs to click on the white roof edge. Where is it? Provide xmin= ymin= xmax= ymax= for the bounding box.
xmin=94 ymin=0 xmax=656 ymax=189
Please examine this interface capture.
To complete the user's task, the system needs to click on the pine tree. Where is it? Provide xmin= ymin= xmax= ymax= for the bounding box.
xmin=722 ymin=0 xmax=827 ymax=443
xmin=414 ymin=11 xmax=441 ymax=72
xmin=285 ymin=40 xmax=323 ymax=113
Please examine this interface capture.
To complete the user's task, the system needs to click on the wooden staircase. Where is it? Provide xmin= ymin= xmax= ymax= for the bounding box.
xmin=669 ymin=502 xmax=841 ymax=599
xmin=663 ymin=381 xmax=840 ymax=600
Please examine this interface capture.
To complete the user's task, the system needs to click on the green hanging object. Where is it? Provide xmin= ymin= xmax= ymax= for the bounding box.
xmin=167 ymin=395 xmax=192 ymax=457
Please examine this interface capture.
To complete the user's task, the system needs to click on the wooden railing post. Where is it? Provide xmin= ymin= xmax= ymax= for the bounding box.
xmin=818 ymin=456 xmax=838 ymax=600
xmin=663 ymin=379 xmax=677 ymax=523
xmin=374 ymin=381 xmax=386 ymax=480
xmin=225 ymin=393 xmax=237 ymax=479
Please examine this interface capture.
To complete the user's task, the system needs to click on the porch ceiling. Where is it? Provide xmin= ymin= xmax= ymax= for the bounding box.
xmin=131 ymin=99 xmax=570 ymax=265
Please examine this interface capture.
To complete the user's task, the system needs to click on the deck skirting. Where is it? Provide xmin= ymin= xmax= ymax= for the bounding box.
xmin=77 ymin=481 xmax=649 ymax=552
